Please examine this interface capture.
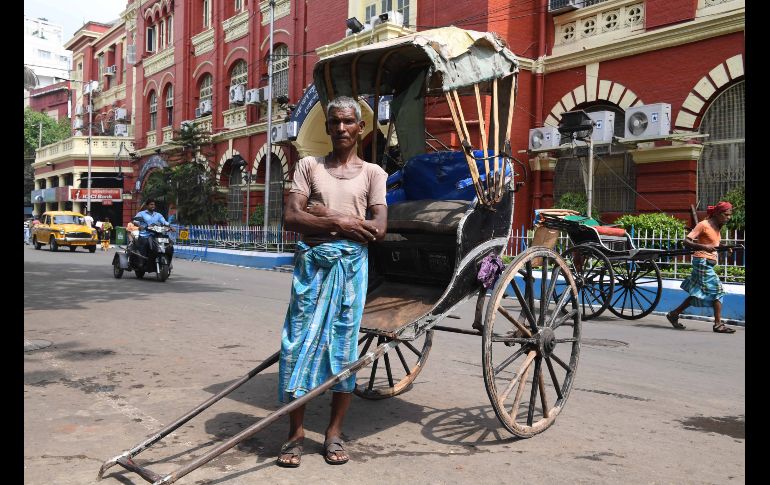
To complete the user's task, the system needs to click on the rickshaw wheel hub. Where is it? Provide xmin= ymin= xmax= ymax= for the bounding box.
xmin=538 ymin=327 xmax=556 ymax=356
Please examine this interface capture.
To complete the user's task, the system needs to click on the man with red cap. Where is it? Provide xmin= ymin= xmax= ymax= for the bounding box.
xmin=666 ymin=201 xmax=735 ymax=333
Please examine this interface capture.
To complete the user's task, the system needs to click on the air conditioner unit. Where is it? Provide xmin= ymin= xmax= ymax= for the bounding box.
xmin=624 ymin=103 xmax=671 ymax=140
xmin=114 ymin=123 xmax=129 ymax=137
xmin=105 ymin=65 xmax=117 ymax=76
xmin=286 ymin=121 xmax=299 ymax=140
xmin=229 ymin=84 xmax=245 ymax=105
xmin=198 ymin=99 xmax=212 ymax=116
xmin=528 ymin=126 xmax=562 ymax=151
xmin=548 ymin=0 xmax=580 ymax=14
xmin=373 ymin=10 xmax=404 ymax=27
xmin=245 ymin=88 xmax=261 ymax=105
xmin=259 ymin=86 xmax=271 ymax=103
xmin=73 ymin=118 xmax=83 ymax=129
xmin=75 ymin=105 xmax=84 ymax=116
xmin=115 ymin=108 xmax=128 ymax=121
xmin=588 ymin=110 xmax=615 ymax=144
xmin=270 ymin=123 xmax=288 ymax=143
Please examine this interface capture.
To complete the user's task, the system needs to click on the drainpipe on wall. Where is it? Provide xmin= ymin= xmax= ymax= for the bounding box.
xmin=532 ymin=0 xmax=548 ymax=212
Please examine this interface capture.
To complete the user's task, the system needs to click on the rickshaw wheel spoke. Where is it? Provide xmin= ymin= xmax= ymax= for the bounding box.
xmin=556 ymin=245 xmax=614 ymax=320
xmin=607 ymin=260 xmax=662 ymax=320
xmin=354 ymin=330 xmax=433 ymax=400
xmin=483 ymin=247 xmax=581 ymax=438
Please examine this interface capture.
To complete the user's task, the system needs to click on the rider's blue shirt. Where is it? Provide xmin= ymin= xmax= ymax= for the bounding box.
xmin=134 ymin=210 xmax=168 ymax=237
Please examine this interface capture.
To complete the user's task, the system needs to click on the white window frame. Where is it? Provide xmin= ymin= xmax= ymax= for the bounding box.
xmin=159 ymin=20 xmax=165 ymax=49
xmin=203 ymin=0 xmax=211 ymax=29
xmin=199 ymin=74 xmax=213 ymax=103
xmin=365 ymin=4 xmax=376 ymax=22
xmin=235 ymin=0 xmax=244 ymax=12
xmin=146 ymin=25 xmax=156 ymax=53
xmin=167 ymin=15 xmax=173 ymax=46
xmin=149 ymin=92 xmax=158 ymax=130
xmin=165 ymin=85 xmax=174 ymax=126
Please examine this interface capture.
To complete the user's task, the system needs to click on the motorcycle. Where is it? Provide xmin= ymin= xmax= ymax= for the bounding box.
xmin=112 ymin=224 xmax=174 ymax=282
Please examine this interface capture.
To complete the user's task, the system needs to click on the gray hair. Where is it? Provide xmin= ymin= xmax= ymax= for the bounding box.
xmin=326 ymin=96 xmax=361 ymax=122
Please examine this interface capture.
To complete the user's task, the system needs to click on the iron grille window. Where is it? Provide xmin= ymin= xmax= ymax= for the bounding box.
xmin=698 ymin=81 xmax=744 ymax=207
xmin=271 ymin=44 xmax=289 ymax=99
xmin=165 ymin=85 xmax=173 ymax=126
xmin=149 ymin=92 xmax=158 ymax=130
xmin=230 ymin=60 xmax=248 ymax=87
xmin=227 ymin=165 xmax=243 ymax=222
xmin=199 ymin=74 xmax=213 ymax=103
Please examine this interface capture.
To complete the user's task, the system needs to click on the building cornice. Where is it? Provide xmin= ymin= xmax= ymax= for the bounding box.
xmin=629 ymin=144 xmax=704 ymax=164
xmin=545 ymin=8 xmax=744 ymax=73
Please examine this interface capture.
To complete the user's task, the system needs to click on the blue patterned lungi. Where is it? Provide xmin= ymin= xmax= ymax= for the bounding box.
xmin=680 ymin=257 xmax=725 ymax=307
xmin=278 ymin=240 xmax=368 ymax=403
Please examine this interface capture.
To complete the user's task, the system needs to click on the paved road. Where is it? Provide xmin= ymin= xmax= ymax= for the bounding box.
xmin=24 ymin=246 xmax=745 ymax=484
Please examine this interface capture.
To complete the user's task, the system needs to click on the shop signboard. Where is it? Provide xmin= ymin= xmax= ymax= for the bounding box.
xmin=69 ymin=188 xmax=123 ymax=202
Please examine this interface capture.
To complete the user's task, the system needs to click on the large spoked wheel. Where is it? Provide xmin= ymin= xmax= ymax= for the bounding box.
xmin=607 ymin=259 xmax=662 ymax=320
xmin=555 ymin=245 xmax=614 ymax=320
xmin=354 ymin=330 xmax=433 ymax=400
xmin=483 ymin=246 xmax=581 ymax=438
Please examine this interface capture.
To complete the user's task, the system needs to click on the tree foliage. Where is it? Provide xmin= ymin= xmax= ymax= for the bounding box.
xmin=140 ymin=123 xmax=226 ymax=224
xmin=24 ymin=108 xmax=71 ymax=204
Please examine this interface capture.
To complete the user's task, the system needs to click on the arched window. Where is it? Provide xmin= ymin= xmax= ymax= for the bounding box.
xmin=199 ymin=74 xmax=213 ymax=102
xmin=267 ymin=154 xmax=284 ymax=227
xmin=697 ymin=80 xmax=744 ymax=207
xmin=164 ymin=84 xmax=174 ymax=126
xmin=553 ymin=103 xmax=635 ymax=216
xmin=149 ymin=91 xmax=158 ymax=130
xmin=230 ymin=59 xmax=248 ymax=87
xmin=271 ymin=44 xmax=289 ymax=99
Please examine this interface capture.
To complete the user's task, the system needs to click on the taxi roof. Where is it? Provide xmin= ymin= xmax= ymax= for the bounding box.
xmin=43 ymin=211 xmax=85 ymax=217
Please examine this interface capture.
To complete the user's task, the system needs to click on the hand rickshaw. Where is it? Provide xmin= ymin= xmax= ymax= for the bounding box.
xmin=98 ymin=27 xmax=582 ymax=484
xmin=535 ymin=211 xmax=739 ymax=320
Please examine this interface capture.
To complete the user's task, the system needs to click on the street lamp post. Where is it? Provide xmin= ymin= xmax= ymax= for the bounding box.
xmin=86 ymin=80 xmax=95 ymax=214
xmin=263 ymin=0 xmax=275 ymax=233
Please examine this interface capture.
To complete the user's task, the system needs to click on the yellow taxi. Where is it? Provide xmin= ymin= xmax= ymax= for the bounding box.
xmin=32 ymin=211 xmax=99 ymax=252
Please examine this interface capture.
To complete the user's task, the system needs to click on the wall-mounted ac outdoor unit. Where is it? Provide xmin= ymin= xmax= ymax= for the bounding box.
xmin=114 ymin=123 xmax=128 ymax=137
xmin=270 ymin=123 xmax=288 ymax=143
xmin=528 ymin=126 xmax=562 ymax=151
xmin=588 ymin=110 xmax=615 ymax=144
xmin=286 ymin=121 xmax=299 ymax=141
xmin=229 ymin=84 xmax=245 ymax=105
xmin=372 ymin=10 xmax=404 ymax=27
xmin=114 ymin=108 xmax=128 ymax=121
xmin=198 ymin=99 xmax=212 ymax=116
xmin=126 ymin=44 xmax=136 ymax=65
xmin=548 ymin=0 xmax=580 ymax=14
xmin=105 ymin=65 xmax=117 ymax=76
xmin=259 ymin=86 xmax=271 ymax=103
xmin=245 ymin=88 xmax=261 ymax=105
xmin=624 ymin=103 xmax=671 ymax=140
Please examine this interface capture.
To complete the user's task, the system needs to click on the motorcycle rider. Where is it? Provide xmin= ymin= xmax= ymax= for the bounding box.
xmin=133 ymin=199 xmax=174 ymax=260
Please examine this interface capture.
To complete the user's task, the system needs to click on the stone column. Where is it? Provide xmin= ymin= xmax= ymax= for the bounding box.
xmin=629 ymin=143 xmax=703 ymax=222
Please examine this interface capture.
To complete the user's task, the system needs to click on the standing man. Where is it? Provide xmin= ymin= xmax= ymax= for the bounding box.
xmin=666 ymin=201 xmax=735 ymax=333
xmin=83 ymin=211 xmax=94 ymax=229
xmin=133 ymin=199 xmax=171 ymax=259
xmin=100 ymin=217 xmax=114 ymax=251
xmin=276 ymin=96 xmax=388 ymax=468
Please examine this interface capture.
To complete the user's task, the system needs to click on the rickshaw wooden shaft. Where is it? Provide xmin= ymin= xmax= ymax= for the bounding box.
xmin=98 ymin=341 xmax=397 ymax=484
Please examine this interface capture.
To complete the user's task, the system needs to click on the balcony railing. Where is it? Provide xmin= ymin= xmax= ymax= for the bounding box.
xmin=34 ymin=137 xmax=135 ymax=166
xmin=146 ymin=131 xmax=157 ymax=147
xmin=223 ymin=105 xmax=247 ymax=130
xmin=162 ymin=126 xmax=174 ymax=143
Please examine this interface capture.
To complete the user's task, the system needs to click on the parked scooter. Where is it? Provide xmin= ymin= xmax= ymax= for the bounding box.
xmin=112 ymin=224 xmax=174 ymax=281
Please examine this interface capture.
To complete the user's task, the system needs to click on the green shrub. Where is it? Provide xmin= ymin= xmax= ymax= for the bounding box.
xmin=248 ymin=204 xmax=265 ymax=226
xmin=613 ymin=213 xmax=686 ymax=236
xmin=719 ymin=186 xmax=745 ymax=231
xmin=554 ymin=192 xmax=599 ymax=218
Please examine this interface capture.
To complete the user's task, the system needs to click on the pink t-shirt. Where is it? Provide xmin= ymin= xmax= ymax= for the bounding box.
xmin=290 ymin=155 xmax=387 ymax=244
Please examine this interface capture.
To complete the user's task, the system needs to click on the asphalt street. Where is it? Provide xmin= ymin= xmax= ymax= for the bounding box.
xmin=24 ymin=245 xmax=745 ymax=484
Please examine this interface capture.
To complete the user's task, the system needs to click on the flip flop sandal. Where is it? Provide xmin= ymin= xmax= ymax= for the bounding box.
xmin=323 ymin=436 xmax=349 ymax=465
xmin=276 ymin=439 xmax=304 ymax=468
xmin=666 ymin=312 xmax=686 ymax=330
xmin=713 ymin=323 xmax=736 ymax=334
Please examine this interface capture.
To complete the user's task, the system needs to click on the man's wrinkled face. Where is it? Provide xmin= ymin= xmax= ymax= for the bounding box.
xmin=326 ymin=107 xmax=364 ymax=151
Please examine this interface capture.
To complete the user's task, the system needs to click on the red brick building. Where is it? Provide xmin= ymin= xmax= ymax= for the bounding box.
xmin=27 ymin=81 xmax=72 ymax=121
xmin=33 ymin=0 xmax=745 ymax=230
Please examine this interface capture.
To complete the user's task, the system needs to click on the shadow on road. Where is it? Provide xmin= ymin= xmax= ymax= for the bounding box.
xmin=24 ymin=260 xmax=230 ymax=311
